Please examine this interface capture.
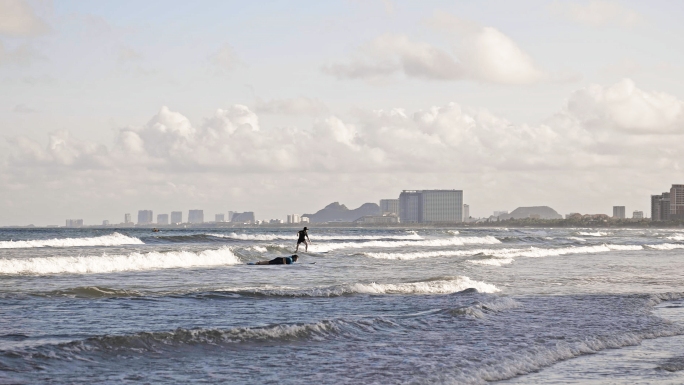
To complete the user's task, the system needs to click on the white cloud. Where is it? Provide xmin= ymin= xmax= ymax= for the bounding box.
xmin=255 ymin=97 xmax=329 ymax=116
xmin=2 ymin=79 xmax=683 ymax=223
xmin=323 ymin=14 xmax=545 ymax=85
xmin=0 ymin=0 xmax=50 ymax=37
xmin=550 ymin=1 xmax=644 ymax=27
xmin=564 ymin=79 xmax=684 ymax=134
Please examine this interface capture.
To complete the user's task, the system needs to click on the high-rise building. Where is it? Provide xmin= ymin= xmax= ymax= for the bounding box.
xmin=463 ymin=204 xmax=470 ymax=222
xmin=670 ymin=184 xmax=684 ymax=220
xmin=228 ymin=211 xmax=237 ymax=221
xmin=399 ymin=190 xmax=463 ymax=223
xmin=215 ymin=214 xmax=225 ymax=222
xmin=124 ymin=213 xmax=132 ymax=224
xmin=65 ymin=219 xmax=83 ymax=227
xmin=231 ymin=212 xmax=255 ymax=223
xmin=171 ymin=211 xmax=182 ymax=224
xmin=157 ymin=214 xmax=169 ymax=225
xmin=188 ymin=210 xmax=204 ymax=224
xmin=379 ymin=199 xmax=399 ymax=215
xmin=633 ymin=211 xmax=643 ymax=219
xmin=138 ymin=210 xmax=153 ymax=225
xmin=399 ymin=190 xmax=423 ymax=223
xmin=286 ymin=214 xmax=301 ymax=224
xmin=102 ymin=220 xmax=110 ymax=226
xmin=612 ymin=206 xmax=626 ymax=219
xmin=651 ymin=192 xmax=671 ymax=221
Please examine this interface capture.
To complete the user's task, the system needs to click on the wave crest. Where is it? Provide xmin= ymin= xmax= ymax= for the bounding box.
xmin=0 ymin=233 xmax=143 ymax=249
xmin=213 ymin=276 xmax=499 ymax=297
xmin=0 ymin=246 xmax=240 ymax=275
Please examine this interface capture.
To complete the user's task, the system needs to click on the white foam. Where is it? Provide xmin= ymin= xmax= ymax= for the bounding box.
xmin=646 ymin=243 xmax=684 ymax=250
xmin=576 ymin=231 xmax=610 ymax=237
xmin=665 ymin=234 xmax=684 ymax=241
xmin=0 ymin=246 xmax=240 ymax=275
xmin=566 ymin=236 xmax=587 ymax=242
xmin=209 ymin=232 xmax=422 ymax=241
xmin=221 ymin=276 xmax=500 ymax=296
xmin=364 ymin=244 xmax=645 ymax=265
xmin=0 ymin=232 xmax=143 ymax=249
xmin=305 ymin=236 xmax=501 ymax=253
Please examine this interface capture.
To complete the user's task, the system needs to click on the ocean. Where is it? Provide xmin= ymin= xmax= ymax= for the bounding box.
xmin=1 ymin=226 xmax=684 ymax=384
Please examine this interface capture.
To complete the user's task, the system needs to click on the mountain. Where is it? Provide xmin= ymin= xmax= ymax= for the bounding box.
xmin=302 ymin=202 xmax=381 ymax=223
xmin=499 ymin=206 xmax=562 ymax=220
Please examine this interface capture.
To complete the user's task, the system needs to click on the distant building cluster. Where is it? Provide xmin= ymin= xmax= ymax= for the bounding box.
xmin=65 ymin=219 xmax=83 ymax=227
xmin=651 ymin=184 xmax=684 ymax=221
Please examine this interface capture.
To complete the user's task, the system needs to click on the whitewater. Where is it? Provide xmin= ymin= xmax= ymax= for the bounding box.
xmin=2 ymin=226 xmax=684 ymax=384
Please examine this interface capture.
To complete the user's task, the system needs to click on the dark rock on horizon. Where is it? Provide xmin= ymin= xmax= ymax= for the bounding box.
xmin=499 ymin=206 xmax=563 ymax=220
xmin=303 ymin=202 xmax=381 ymax=223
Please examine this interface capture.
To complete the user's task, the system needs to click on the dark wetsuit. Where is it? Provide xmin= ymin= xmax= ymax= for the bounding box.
xmin=297 ymin=230 xmax=308 ymax=244
xmin=268 ymin=256 xmax=294 ymax=265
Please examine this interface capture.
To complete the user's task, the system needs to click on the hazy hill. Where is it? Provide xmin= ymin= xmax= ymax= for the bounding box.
xmin=302 ymin=202 xmax=380 ymax=223
xmin=499 ymin=206 xmax=563 ymax=220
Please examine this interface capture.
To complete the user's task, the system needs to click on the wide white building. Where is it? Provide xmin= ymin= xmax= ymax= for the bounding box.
xmin=399 ymin=190 xmax=463 ymax=223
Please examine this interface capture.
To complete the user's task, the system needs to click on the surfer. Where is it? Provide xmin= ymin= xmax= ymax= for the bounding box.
xmin=254 ymin=255 xmax=299 ymax=265
xmin=295 ymin=227 xmax=310 ymax=252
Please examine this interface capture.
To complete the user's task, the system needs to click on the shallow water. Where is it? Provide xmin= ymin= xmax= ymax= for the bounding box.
xmin=1 ymin=227 xmax=683 ymax=384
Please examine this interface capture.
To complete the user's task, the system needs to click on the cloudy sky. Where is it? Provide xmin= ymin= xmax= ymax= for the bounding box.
xmin=1 ymin=0 xmax=684 ymax=225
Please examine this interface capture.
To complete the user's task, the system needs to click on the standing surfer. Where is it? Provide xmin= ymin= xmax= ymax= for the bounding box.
xmin=295 ymin=227 xmax=310 ymax=252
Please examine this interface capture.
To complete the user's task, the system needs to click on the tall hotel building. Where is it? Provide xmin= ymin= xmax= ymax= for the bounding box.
xmin=650 ymin=185 xmax=684 ymax=221
xmin=138 ymin=210 xmax=153 ymax=225
xmin=612 ymin=206 xmax=626 ymax=219
xmin=671 ymin=184 xmax=684 ymax=220
xmin=399 ymin=190 xmax=463 ymax=223
xmin=379 ymin=199 xmax=399 ymax=215
xmin=188 ymin=210 xmax=204 ymax=224
xmin=157 ymin=214 xmax=169 ymax=225
xmin=170 ymin=211 xmax=182 ymax=224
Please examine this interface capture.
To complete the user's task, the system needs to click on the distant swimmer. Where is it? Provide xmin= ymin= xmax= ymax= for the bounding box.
xmin=295 ymin=227 xmax=311 ymax=252
xmin=253 ymin=255 xmax=299 ymax=265
xmin=152 ymin=228 xmax=160 ymax=232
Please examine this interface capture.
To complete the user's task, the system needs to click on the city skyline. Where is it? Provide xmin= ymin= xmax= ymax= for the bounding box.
xmin=2 ymin=1 xmax=684 ymax=226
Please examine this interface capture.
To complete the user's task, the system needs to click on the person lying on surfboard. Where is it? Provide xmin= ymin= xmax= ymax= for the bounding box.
xmin=295 ymin=227 xmax=310 ymax=252
xmin=253 ymin=255 xmax=299 ymax=265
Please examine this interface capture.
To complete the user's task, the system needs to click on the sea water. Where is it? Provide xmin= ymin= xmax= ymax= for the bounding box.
xmin=1 ymin=227 xmax=684 ymax=384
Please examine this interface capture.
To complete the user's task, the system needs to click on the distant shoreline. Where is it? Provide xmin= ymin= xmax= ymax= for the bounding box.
xmin=4 ymin=219 xmax=684 ymax=229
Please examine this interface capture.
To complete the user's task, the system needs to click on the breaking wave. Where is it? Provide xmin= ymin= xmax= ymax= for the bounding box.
xmin=575 ymin=231 xmax=610 ymax=237
xmin=306 ymin=236 xmax=501 ymax=253
xmin=0 ymin=246 xmax=240 ymax=275
xmin=646 ymin=243 xmax=684 ymax=250
xmin=38 ymin=286 xmax=144 ymax=298
xmin=208 ymin=232 xmax=422 ymax=241
xmin=364 ymin=244 xmax=645 ymax=264
xmin=212 ymin=276 xmax=500 ymax=297
xmin=0 ymin=232 xmax=143 ymax=249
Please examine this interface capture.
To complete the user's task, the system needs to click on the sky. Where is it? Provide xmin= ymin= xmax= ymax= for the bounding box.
xmin=1 ymin=0 xmax=684 ymax=226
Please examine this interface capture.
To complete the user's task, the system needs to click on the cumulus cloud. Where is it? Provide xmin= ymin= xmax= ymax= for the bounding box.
xmin=550 ymin=1 xmax=644 ymax=27
xmin=3 ymin=79 xmax=683 ymax=223
xmin=563 ymin=79 xmax=684 ymax=134
xmin=254 ymin=97 xmax=329 ymax=116
xmin=0 ymin=0 xmax=50 ymax=37
xmin=323 ymin=13 xmax=545 ymax=84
